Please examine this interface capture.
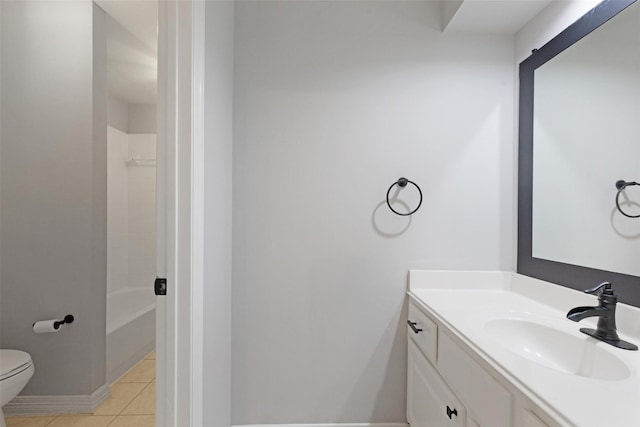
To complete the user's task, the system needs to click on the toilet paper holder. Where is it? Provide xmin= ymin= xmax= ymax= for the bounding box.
xmin=54 ymin=314 xmax=75 ymax=329
xmin=33 ymin=314 xmax=74 ymax=329
xmin=32 ymin=314 xmax=75 ymax=334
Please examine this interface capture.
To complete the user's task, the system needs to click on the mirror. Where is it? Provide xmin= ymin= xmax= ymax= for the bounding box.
xmin=518 ymin=0 xmax=640 ymax=306
xmin=533 ymin=0 xmax=640 ymax=276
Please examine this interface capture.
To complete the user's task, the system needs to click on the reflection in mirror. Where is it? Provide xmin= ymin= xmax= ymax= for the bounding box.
xmin=532 ymin=0 xmax=640 ymax=277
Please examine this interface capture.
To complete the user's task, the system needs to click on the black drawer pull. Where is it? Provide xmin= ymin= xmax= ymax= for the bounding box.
xmin=407 ymin=320 xmax=423 ymax=334
xmin=446 ymin=405 xmax=458 ymax=419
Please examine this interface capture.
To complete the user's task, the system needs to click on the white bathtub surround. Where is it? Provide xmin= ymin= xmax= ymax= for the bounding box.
xmin=408 ymin=270 xmax=640 ymax=427
xmin=107 ymin=126 xmax=157 ymax=297
xmin=106 ymin=126 xmax=156 ymax=383
xmin=126 ymin=133 xmax=157 ymax=294
xmin=107 ymin=289 xmax=156 ymax=336
xmin=107 ymin=126 xmax=130 ymax=296
xmin=106 ymin=289 xmax=156 ymax=384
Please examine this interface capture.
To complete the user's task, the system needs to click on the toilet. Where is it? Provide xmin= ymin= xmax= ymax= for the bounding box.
xmin=0 ymin=350 xmax=34 ymax=427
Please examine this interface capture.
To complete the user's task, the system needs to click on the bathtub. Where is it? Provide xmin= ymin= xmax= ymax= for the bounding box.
xmin=106 ymin=288 xmax=156 ymax=383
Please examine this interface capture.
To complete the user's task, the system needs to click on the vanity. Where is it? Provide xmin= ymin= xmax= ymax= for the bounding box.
xmin=406 ymin=270 xmax=640 ymax=427
xmin=405 ymin=0 xmax=640 ymax=424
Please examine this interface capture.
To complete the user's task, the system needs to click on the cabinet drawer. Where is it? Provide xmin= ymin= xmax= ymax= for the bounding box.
xmin=408 ymin=340 xmax=466 ymax=427
xmin=408 ymin=301 xmax=438 ymax=363
xmin=438 ymin=332 xmax=511 ymax=427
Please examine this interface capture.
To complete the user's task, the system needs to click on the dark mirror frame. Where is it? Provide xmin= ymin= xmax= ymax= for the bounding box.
xmin=518 ymin=0 xmax=640 ymax=307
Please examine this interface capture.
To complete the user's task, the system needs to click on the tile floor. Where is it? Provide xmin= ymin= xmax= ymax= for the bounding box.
xmin=6 ymin=352 xmax=156 ymax=427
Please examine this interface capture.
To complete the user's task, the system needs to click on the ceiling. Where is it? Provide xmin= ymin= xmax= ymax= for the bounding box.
xmin=443 ymin=0 xmax=554 ymax=34
xmin=95 ymin=0 xmax=158 ymax=105
xmin=93 ymin=0 xmax=553 ymax=104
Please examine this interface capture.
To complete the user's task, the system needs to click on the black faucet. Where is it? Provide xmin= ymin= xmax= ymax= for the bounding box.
xmin=566 ymin=282 xmax=638 ymax=351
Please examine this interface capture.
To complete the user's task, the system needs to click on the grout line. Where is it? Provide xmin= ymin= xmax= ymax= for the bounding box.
xmin=117 ymin=359 xmax=156 ymax=384
xmin=119 ymin=381 xmax=154 ymax=416
xmin=107 ymin=414 xmax=156 ymax=427
xmin=117 ymin=383 xmax=150 ymax=416
xmin=111 ymin=355 xmax=155 ymax=385
xmin=41 ymin=415 xmax=58 ymax=427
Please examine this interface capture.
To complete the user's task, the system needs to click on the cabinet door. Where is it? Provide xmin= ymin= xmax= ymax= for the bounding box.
xmin=438 ymin=332 xmax=511 ymax=427
xmin=408 ymin=340 xmax=465 ymax=427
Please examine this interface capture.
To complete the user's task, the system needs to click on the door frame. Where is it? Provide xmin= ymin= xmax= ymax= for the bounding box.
xmin=156 ymin=1 xmax=205 ymax=426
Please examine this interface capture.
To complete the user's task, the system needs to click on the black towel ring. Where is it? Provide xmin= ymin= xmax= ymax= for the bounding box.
xmin=386 ymin=177 xmax=422 ymax=216
xmin=615 ymin=180 xmax=640 ymax=218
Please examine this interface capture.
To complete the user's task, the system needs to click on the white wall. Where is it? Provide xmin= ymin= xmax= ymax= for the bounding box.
xmin=107 ymin=95 xmax=156 ymax=135
xmin=108 ymin=94 xmax=129 ymax=133
xmin=203 ymin=1 xmax=234 ymax=426
xmin=515 ymin=0 xmax=602 ymax=63
xmin=232 ymin=1 xmax=515 ymax=423
xmin=128 ymin=104 xmax=156 ymax=134
xmin=1 ymin=1 xmax=107 ymax=395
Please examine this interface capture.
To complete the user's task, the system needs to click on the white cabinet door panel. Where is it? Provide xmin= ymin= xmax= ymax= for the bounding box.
xmin=408 ymin=341 xmax=465 ymax=427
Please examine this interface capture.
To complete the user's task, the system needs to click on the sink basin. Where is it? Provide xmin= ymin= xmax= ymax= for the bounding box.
xmin=483 ymin=317 xmax=631 ymax=381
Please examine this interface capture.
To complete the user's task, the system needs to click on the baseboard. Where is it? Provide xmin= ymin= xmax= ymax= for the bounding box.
xmin=90 ymin=384 xmax=111 ymax=412
xmin=3 ymin=383 xmax=110 ymax=416
xmin=234 ymin=424 xmax=409 ymax=427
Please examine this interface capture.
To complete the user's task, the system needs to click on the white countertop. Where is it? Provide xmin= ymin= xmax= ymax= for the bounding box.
xmin=408 ymin=270 xmax=640 ymax=427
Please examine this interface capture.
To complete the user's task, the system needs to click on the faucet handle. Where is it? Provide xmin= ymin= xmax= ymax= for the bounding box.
xmin=584 ymin=282 xmax=612 ymax=295
xmin=585 ymin=282 xmax=618 ymax=304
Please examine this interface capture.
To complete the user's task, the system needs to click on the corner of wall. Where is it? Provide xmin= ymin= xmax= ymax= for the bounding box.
xmin=514 ymin=0 xmax=602 ymax=63
xmin=440 ymin=0 xmax=465 ymax=31
xmin=91 ymin=0 xmax=108 ymax=393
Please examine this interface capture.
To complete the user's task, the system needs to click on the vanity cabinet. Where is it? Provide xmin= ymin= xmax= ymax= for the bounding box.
xmin=407 ymin=297 xmax=558 ymax=427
